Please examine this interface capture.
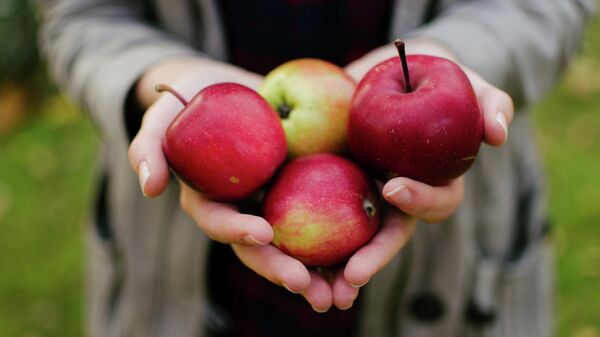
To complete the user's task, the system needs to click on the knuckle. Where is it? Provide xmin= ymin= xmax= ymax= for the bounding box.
xmin=217 ymin=212 xmax=244 ymax=242
xmin=204 ymin=231 xmax=219 ymax=242
xmin=417 ymin=195 xmax=437 ymax=219
xmin=225 ymin=213 xmax=244 ymax=231
xmin=140 ymin=108 xmax=154 ymax=126
xmin=498 ymin=90 xmax=512 ymax=105
xmin=499 ymin=89 xmax=512 ymax=103
xmin=127 ymin=138 xmax=140 ymax=162
xmin=425 ymin=212 xmax=449 ymax=224
xmin=179 ymin=189 xmax=189 ymax=210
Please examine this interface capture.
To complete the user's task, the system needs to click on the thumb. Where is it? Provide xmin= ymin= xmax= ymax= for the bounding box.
xmin=463 ymin=69 xmax=514 ymax=146
xmin=128 ymin=88 xmax=187 ymax=197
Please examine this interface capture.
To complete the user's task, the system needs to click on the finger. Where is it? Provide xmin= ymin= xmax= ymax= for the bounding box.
xmin=464 ymin=70 xmax=514 ymax=146
xmin=128 ymin=92 xmax=186 ymax=197
xmin=344 ymin=210 xmax=416 ymax=287
xmin=382 ymin=177 xmax=464 ymax=224
xmin=479 ymin=85 xmax=514 ymax=146
xmin=232 ymin=244 xmax=311 ymax=293
xmin=332 ymin=269 xmax=359 ymax=310
xmin=301 ymin=270 xmax=334 ymax=313
xmin=237 ymin=72 xmax=264 ymax=91
xmin=180 ymin=184 xmax=273 ymax=245
xmin=345 ymin=44 xmax=397 ymax=82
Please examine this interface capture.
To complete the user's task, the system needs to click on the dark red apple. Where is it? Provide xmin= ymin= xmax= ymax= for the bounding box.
xmin=263 ymin=154 xmax=380 ymax=267
xmin=348 ymin=40 xmax=483 ymax=186
xmin=161 ymin=83 xmax=287 ymax=201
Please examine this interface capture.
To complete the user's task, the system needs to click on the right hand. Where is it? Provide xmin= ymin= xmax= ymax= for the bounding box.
xmin=128 ymin=56 xmax=263 ymax=198
xmin=128 ymin=57 xmax=273 ymax=245
xmin=127 ymin=58 xmax=320 ymax=307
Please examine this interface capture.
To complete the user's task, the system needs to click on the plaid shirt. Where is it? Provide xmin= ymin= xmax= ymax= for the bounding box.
xmin=208 ymin=243 xmax=361 ymax=337
xmin=220 ymin=0 xmax=393 ymax=74
xmin=210 ymin=1 xmax=392 ymax=336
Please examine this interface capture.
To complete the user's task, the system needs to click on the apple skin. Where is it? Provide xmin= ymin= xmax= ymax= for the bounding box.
xmin=259 ymin=59 xmax=356 ymax=158
xmin=348 ymin=55 xmax=483 ymax=186
xmin=163 ymin=83 xmax=287 ymax=201
xmin=263 ymin=154 xmax=380 ymax=267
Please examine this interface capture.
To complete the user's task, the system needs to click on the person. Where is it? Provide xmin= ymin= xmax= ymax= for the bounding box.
xmin=36 ymin=0 xmax=595 ymax=336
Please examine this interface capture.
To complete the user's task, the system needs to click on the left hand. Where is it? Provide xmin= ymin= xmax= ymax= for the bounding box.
xmin=345 ymin=37 xmax=513 ymax=221
xmin=334 ymin=38 xmax=513 ymax=309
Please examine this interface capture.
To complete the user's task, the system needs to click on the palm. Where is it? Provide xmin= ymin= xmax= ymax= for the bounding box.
xmin=232 ymin=205 xmax=416 ymax=312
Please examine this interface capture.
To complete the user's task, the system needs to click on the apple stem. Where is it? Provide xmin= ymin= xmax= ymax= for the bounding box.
xmin=155 ymin=84 xmax=189 ymax=106
xmin=277 ymin=103 xmax=293 ymax=119
xmin=394 ymin=39 xmax=413 ymax=93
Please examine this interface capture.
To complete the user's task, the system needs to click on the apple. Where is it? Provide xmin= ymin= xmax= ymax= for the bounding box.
xmin=348 ymin=40 xmax=483 ymax=186
xmin=263 ymin=154 xmax=380 ymax=267
xmin=259 ymin=59 xmax=356 ymax=158
xmin=160 ymin=83 xmax=286 ymax=201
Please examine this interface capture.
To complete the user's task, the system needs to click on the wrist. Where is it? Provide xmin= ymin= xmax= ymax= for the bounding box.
xmin=404 ymin=38 xmax=458 ymax=62
xmin=135 ymin=57 xmax=261 ymax=108
xmin=346 ymin=38 xmax=459 ymax=82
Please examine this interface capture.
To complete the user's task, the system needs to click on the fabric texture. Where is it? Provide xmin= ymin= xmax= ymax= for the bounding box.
xmin=219 ymin=0 xmax=393 ymax=75
xmin=35 ymin=0 xmax=596 ymax=336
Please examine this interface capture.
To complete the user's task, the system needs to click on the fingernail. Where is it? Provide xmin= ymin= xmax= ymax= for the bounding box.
xmin=311 ymin=305 xmax=328 ymax=314
xmin=281 ymin=281 xmax=300 ymax=294
xmin=243 ymin=234 xmax=268 ymax=246
xmin=496 ymin=112 xmax=508 ymax=144
xmin=338 ymin=302 xmax=354 ymax=311
xmin=385 ymin=185 xmax=411 ymax=206
xmin=139 ymin=161 xmax=150 ymax=197
xmin=350 ymin=279 xmax=369 ymax=288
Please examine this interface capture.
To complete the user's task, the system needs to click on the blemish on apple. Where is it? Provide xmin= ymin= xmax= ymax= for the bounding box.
xmin=363 ymin=200 xmax=377 ymax=218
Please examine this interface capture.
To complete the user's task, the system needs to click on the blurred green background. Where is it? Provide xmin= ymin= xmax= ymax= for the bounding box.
xmin=0 ymin=2 xmax=598 ymax=337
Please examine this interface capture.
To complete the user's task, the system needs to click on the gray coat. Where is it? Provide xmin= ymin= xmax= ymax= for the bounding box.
xmin=37 ymin=0 xmax=596 ymax=336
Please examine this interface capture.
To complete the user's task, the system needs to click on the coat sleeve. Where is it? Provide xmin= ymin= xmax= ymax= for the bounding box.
xmin=36 ymin=0 xmax=202 ymax=144
xmin=409 ymin=0 xmax=596 ymax=107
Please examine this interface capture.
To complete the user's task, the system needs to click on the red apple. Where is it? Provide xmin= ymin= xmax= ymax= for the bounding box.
xmin=348 ymin=40 xmax=483 ymax=186
xmin=161 ymin=83 xmax=286 ymax=201
xmin=259 ymin=59 xmax=356 ymax=158
xmin=263 ymin=154 xmax=380 ymax=267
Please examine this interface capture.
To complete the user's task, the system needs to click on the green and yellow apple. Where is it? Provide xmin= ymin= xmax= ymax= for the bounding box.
xmin=259 ymin=59 xmax=356 ymax=158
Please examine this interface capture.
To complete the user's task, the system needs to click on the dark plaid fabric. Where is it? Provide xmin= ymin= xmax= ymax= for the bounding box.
xmin=219 ymin=0 xmax=394 ymax=75
xmin=208 ymin=243 xmax=361 ymax=337
xmin=209 ymin=1 xmax=393 ymax=336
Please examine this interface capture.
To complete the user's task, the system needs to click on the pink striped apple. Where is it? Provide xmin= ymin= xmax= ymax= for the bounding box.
xmin=161 ymin=83 xmax=286 ymax=201
xmin=263 ymin=154 xmax=380 ymax=267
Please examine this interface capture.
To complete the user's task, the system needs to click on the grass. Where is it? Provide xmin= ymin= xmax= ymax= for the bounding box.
xmin=0 ymin=95 xmax=97 ymax=337
xmin=0 ymin=17 xmax=599 ymax=337
xmin=532 ymin=15 xmax=600 ymax=337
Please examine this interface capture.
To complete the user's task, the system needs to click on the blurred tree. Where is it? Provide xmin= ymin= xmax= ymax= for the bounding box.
xmin=0 ymin=0 xmax=47 ymax=136
xmin=0 ymin=0 xmax=39 ymax=80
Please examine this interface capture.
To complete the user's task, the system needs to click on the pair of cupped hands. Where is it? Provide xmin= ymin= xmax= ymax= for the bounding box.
xmin=128 ymin=39 xmax=513 ymax=313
